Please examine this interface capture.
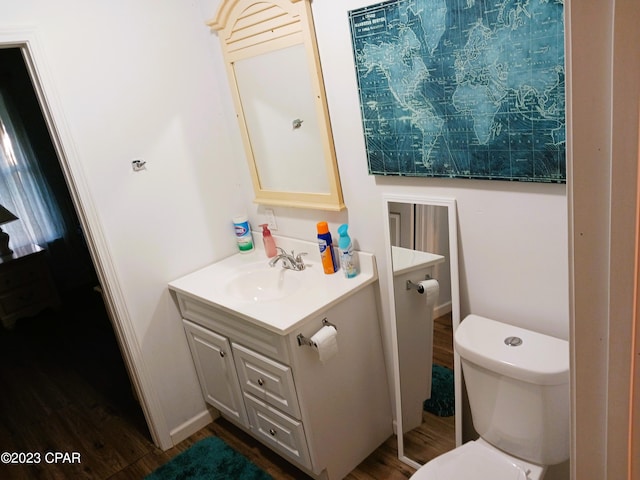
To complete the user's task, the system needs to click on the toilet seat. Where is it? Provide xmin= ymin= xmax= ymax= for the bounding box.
xmin=410 ymin=440 xmax=545 ymax=480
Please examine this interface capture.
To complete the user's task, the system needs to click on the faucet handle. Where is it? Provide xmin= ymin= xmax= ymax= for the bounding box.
xmin=294 ymin=251 xmax=307 ymax=270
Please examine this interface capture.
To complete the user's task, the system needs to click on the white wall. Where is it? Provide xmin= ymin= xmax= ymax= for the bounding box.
xmin=1 ymin=0 xmax=570 ymax=455
xmin=0 ymin=0 xmax=252 ymax=445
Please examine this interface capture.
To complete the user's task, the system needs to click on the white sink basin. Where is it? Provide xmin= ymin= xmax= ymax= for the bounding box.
xmin=226 ymin=263 xmax=317 ymax=302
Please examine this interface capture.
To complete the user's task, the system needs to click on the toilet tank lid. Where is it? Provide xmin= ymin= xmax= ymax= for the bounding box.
xmin=454 ymin=314 xmax=569 ymax=385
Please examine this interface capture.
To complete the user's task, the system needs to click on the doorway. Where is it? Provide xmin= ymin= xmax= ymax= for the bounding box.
xmin=0 ymin=45 xmax=151 ymax=448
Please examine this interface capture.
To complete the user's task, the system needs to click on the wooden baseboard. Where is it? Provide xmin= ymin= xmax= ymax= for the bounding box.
xmin=169 ymin=408 xmax=216 ymax=447
xmin=434 ymin=301 xmax=452 ymax=320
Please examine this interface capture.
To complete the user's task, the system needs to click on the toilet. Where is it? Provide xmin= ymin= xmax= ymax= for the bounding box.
xmin=411 ymin=314 xmax=569 ymax=480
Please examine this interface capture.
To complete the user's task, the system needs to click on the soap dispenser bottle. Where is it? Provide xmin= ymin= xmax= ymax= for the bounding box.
xmin=337 ymin=224 xmax=358 ymax=278
xmin=260 ymin=224 xmax=277 ymax=258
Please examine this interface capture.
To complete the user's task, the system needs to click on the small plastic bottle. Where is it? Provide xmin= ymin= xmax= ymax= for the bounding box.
xmin=233 ymin=215 xmax=254 ymax=253
xmin=260 ymin=224 xmax=277 ymax=258
xmin=316 ymin=221 xmax=338 ymax=274
xmin=337 ymin=224 xmax=357 ymax=278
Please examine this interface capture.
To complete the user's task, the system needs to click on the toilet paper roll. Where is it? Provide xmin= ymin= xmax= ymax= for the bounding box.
xmin=311 ymin=325 xmax=338 ymax=363
xmin=420 ymin=278 xmax=440 ymax=309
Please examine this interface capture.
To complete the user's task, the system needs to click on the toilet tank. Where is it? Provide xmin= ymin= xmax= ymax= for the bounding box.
xmin=454 ymin=315 xmax=569 ymax=465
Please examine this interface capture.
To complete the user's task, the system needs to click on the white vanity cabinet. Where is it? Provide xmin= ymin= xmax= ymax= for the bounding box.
xmin=170 ymin=247 xmax=392 ymax=480
xmin=182 ymin=320 xmax=248 ymax=426
xmin=182 ymin=311 xmax=312 ymax=468
xmin=233 ymin=340 xmax=311 ymax=467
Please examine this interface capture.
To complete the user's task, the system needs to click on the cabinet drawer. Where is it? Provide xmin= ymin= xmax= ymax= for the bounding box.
xmin=244 ymin=393 xmax=311 ymax=470
xmin=232 ymin=343 xmax=300 ymax=418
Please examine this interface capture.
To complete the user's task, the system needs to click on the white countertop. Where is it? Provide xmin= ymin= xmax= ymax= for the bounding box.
xmin=391 ymin=245 xmax=444 ymax=276
xmin=169 ymin=236 xmax=378 ymax=335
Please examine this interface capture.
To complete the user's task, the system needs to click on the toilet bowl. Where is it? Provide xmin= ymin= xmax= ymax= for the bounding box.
xmin=409 ymin=314 xmax=569 ymax=480
xmin=410 ymin=438 xmax=546 ymax=480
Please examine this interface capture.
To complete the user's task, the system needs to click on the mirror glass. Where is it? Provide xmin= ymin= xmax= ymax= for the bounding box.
xmin=233 ymin=44 xmax=330 ymax=193
xmin=384 ymin=195 xmax=462 ymax=468
xmin=210 ymin=0 xmax=345 ymax=211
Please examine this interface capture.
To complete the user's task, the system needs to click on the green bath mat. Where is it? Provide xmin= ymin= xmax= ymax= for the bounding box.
xmin=145 ymin=436 xmax=273 ymax=480
xmin=423 ymin=364 xmax=455 ymax=417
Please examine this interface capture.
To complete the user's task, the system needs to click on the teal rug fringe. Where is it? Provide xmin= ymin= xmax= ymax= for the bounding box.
xmin=423 ymin=364 xmax=455 ymax=417
xmin=145 ymin=436 xmax=273 ymax=480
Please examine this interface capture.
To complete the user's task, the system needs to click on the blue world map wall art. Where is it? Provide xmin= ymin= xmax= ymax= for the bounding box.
xmin=348 ymin=0 xmax=566 ymax=183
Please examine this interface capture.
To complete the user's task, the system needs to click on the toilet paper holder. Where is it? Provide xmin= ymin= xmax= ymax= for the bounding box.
xmin=297 ymin=318 xmax=337 ymax=347
xmin=406 ymin=274 xmax=432 ymax=294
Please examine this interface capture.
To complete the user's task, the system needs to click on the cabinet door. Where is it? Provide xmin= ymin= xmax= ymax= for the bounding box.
xmin=183 ymin=319 xmax=248 ymax=426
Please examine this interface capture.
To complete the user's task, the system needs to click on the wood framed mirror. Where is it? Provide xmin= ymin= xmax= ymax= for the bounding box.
xmin=209 ymin=0 xmax=345 ymax=211
xmin=382 ymin=193 xmax=462 ymax=469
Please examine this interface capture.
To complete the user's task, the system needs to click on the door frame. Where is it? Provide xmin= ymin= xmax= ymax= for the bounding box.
xmin=0 ymin=27 xmax=171 ymax=449
xmin=632 ymin=100 xmax=640 ymax=480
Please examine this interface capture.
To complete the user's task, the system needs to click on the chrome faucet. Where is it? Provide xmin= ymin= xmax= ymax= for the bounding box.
xmin=269 ymin=247 xmax=307 ymax=271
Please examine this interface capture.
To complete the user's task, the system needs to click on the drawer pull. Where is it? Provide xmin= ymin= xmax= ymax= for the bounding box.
xmin=269 ymin=429 xmax=277 ymax=436
xmin=257 ymin=378 xmax=264 ymax=386
xmin=219 ymin=351 xmax=226 ymax=358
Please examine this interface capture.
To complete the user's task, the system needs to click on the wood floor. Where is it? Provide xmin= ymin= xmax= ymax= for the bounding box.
xmin=431 ymin=312 xmax=454 ymax=371
xmin=0 ymin=291 xmax=454 ymax=480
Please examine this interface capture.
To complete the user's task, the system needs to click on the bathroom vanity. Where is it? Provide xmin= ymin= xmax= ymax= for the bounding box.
xmin=169 ymin=238 xmax=392 ymax=480
xmin=391 ymin=246 xmax=444 ymax=434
